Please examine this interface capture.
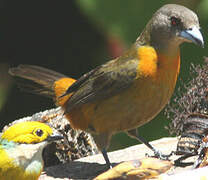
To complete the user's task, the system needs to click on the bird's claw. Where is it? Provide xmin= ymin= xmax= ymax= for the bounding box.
xmin=145 ymin=150 xmax=173 ymax=160
xmin=155 ymin=150 xmax=173 ymax=160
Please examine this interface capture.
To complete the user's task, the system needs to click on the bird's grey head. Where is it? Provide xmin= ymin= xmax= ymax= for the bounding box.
xmin=139 ymin=4 xmax=204 ymax=51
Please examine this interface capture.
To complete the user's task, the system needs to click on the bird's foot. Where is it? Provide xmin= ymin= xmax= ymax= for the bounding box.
xmin=146 ymin=150 xmax=173 ymax=160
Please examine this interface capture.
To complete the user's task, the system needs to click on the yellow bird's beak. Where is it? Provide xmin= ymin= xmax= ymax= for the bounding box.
xmin=46 ymin=131 xmax=63 ymax=142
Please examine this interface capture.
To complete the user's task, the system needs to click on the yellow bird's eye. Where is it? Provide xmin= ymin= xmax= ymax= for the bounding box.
xmin=35 ymin=129 xmax=44 ymax=137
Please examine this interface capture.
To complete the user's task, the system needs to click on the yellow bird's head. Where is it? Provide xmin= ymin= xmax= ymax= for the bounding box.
xmin=0 ymin=121 xmax=63 ymax=180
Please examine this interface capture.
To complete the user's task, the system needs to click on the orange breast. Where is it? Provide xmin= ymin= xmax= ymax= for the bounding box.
xmin=66 ymin=46 xmax=180 ymax=134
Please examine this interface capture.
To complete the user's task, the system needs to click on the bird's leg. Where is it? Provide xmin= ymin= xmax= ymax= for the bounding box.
xmin=127 ymin=129 xmax=172 ymax=160
xmin=102 ymin=149 xmax=112 ymax=169
xmin=92 ymin=132 xmax=113 ymax=169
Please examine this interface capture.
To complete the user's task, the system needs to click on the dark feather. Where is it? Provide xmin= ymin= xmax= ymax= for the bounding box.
xmin=64 ymin=50 xmax=139 ymax=112
xmin=9 ymin=64 xmax=67 ymax=98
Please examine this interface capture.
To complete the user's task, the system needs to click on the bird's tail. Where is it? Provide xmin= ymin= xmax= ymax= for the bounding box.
xmin=9 ymin=64 xmax=76 ymax=106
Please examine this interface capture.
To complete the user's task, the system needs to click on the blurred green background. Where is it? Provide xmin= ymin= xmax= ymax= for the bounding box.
xmin=0 ymin=0 xmax=207 ymax=151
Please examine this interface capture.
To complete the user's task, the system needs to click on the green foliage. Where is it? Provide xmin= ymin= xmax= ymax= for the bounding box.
xmin=76 ymin=0 xmax=165 ymax=43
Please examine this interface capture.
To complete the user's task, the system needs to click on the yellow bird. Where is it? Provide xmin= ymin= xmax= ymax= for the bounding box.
xmin=0 ymin=121 xmax=63 ymax=180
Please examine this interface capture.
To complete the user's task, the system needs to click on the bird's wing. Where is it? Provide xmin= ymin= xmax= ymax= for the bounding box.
xmin=64 ymin=51 xmax=139 ymax=112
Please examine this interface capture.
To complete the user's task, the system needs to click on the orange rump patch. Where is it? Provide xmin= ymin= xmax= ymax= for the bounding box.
xmin=54 ymin=77 xmax=76 ymax=106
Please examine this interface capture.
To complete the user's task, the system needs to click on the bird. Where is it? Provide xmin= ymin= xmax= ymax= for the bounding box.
xmin=9 ymin=4 xmax=204 ymax=168
xmin=0 ymin=121 xmax=63 ymax=180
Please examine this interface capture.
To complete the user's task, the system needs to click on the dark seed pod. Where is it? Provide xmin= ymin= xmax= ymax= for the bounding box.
xmin=174 ymin=114 xmax=208 ymax=167
xmin=176 ymin=114 xmax=208 ymax=155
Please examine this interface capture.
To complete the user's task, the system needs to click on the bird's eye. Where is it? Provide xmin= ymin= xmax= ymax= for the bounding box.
xmin=170 ymin=16 xmax=181 ymax=26
xmin=35 ymin=129 xmax=44 ymax=137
